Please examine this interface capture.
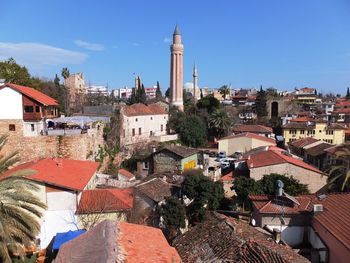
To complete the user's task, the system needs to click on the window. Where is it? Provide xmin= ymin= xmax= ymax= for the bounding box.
xmin=9 ymin=124 xmax=15 ymax=131
xmin=164 ymin=116 xmax=166 ymax=119
xmin=35 ymin=106 xmax=40 ymax=112
xmin=24 ymin=106 xmax=34 ymax=113
xmin=150 ymin=131 xmax=153 ymax=136
xmin=161 ymin=124 xmax=163 ymax=132
xmin=300 ymin=130 xmax=305 ymax=134
xmin=289 ymin=129 xmax=296 ymax=135
xmin=143 ymin=162 xmax=149 ymax=170
xmin=319 ymin=130 xmax=322 ymax=133
xmin=135 ymin=118 xmax=138 ymax=122
xmin=150 ymin=117 xmax=153 ymax=120
xmin=123 ymin=129 xmax=126 ymax=138
xmin=307 ymin=130 xmax=315 ymax=135
xmin=132 ymin=128 xmax=135 ymax=136
xmin=326 ymin=130 xmax=334 ymax=135
xmin=139 ymin=128 xmax=141 ymax=135
xmin=31 ymin=124 xmax=35 ymax=132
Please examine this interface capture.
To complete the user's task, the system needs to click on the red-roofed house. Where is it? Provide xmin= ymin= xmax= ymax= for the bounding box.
xmin=55 ymin=220 xmax=181 ymax=263
xmin=250 ymin=193 xmax=350 ymax=263
xmin=232 ymin=124 xmax=274 ymax=138
xmin=240 ymin=147 xmax=327 ymax=193
xmin=218 ymin=132 xmax=276 ymax=156
xmin=0 ymin=158 xmax=99 ymax=248
xmin=0 ymin=83 xmax=59 ymax=137
xmin=76 ymin=188 xmax=133 ymax=229
xmin=117 ymin=168 xmax=136 ymax=181
xmin=120 ymin=103 xmax=169 ymax=147
xmin=220 ymin=172 xmax=235 ymax=198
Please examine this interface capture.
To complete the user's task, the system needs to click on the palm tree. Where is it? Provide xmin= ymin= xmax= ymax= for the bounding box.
xmin=61 ymin=67 xmax=70 ymax=80
xmin=208 ymin=109 xmax=232 ymax=138
xmin=218 ymin=85 xmax=230 ymax=100
xmin=0 ymin=135 xmax=46 ymax=262
xmin=327 ymin=143 xmax=350 ymax=192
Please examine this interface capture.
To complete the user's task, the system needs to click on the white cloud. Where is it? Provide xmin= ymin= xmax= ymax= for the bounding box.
xmin=163 ymin=37 xmax=171 ymax=43
xmin=74 ymin=40 xmax=105 ymax=51
xmin=0 ymin=42 xmax=88 ymax=67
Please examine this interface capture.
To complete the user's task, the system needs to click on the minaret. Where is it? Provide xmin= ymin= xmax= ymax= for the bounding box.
xmin=170 ymin=25 xmax=184 ymax=111
xmin=193 ymin=63 xmax=198 ymax=102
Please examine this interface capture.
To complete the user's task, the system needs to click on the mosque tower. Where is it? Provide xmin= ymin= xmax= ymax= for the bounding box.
xmin=170 ymin=25 xmax=184 ymax=111
xmin=193 ymin=63 xmax=198 ymax=102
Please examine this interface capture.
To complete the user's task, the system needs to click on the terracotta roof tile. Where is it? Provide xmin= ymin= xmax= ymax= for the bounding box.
xmin=118 ymin=169 xmax=135 ymax=179
xmin=304 ymin=142 xmax=333 ymax=156
xmin=123 ymin=103 xmax=167 ymax=116
xmin=118 ymin=222 xmax=181 ymax=263
xmin=136 ymin=178 xmax=173 ymax=202
xmin=159 ymin=144 xmax=199 ymax=158
xmin=219 ymin=132 xmax=276 ymax=144
xmin=288 ymin=137 xmax=319 ymax=148
xmin=77 ymin=188 xmax=133 ymax=214
xmin=0 ymin=159 xmax=99 ymax=191
xmin=1 ymin=83 xmax=58 ymax=106
xmin=233 ymin=124 xmax=273 ymax=133
xmin=220 ymin=172 xmax=234 ymax=182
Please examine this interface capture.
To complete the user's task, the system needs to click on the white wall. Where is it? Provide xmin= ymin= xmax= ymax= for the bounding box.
xmin=23 ymin=121 xmax=43 ymax=137
xmin=47 ymin=191 xmax=77 ymax=211
xmin=0 ymin=87 xmax=23 ymax=119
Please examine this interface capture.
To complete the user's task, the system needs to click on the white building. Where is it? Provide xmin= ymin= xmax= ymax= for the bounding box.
xmin=85 ymin=85 xmax=109 ymax=96
xmin=113 ymin=87 xmax=133 ymax=100
xmin=120 ymin=103 xmax=169 ymax=147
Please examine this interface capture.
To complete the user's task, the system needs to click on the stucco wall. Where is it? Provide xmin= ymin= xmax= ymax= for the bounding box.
xmin=250 ymin=163 xmax=327 ymax=193
xmin=0 ymin=87 xmax=23 ymax=119
xmin=77 ymin=211 xmax=128 ymax=229
xmin=181 ymin=154 xmax=198 ymax=170
xmin=219 ymin=137 xmax=275 ymax=156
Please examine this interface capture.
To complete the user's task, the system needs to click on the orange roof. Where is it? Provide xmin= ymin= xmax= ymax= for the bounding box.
xmin=289 ymin=116 xmax=314 ymax=122
xmin=123 ymin=103 xmax=167 ymax=116
xmin=247 ymin=149 xmax=322 ymax=174
xmin=118 ymin=169 xmax=135 ymax=179
xmin=219 ymin=132 xmax=276 ymax=144
xmin=118 ymin=222 xmax=181 ymax=263
xmin=0 ymin=159 xmax=99 ymax=191
xmin=233 ymin=124 xmax=273 ymax=133
xmin=1 ymin=83 xmax=58 ymax=106
xmin=77 ymin=188 xmax=133 ymax=214
xmin=220 ymin=172 xmax=234 ymax=182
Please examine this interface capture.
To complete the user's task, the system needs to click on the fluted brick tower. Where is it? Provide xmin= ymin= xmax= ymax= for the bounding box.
xmin=170 ymin=25 xmax=184 ymax=111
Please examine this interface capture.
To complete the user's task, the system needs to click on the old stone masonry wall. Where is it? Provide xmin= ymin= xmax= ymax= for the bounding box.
xmin=0 ymin=120 xmax=104 ymax=164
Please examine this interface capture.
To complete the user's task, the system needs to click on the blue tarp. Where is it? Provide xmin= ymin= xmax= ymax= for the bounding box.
xmin=53 ymin=230 xmax=86 ymax=250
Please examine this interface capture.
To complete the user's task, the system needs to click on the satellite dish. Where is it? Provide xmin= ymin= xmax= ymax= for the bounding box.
xmin=276 ymin=180 xmax=284 ymax=189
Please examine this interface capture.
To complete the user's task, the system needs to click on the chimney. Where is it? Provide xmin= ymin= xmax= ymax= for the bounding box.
xmin=273 ymin=228 xmax=281 ymax=243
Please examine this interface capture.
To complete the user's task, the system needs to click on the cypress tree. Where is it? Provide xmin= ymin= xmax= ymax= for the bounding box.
xmin=255 ymin=85 xmax=267 ymax=117
xmin=156 ymin=81 xmax=162 ymax=99
xmin=346 ymin=87 xmax=350 ymax=100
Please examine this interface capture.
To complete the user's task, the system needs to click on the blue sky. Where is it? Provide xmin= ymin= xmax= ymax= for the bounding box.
xmin=1 ymin=0 xmax=350 ymax=94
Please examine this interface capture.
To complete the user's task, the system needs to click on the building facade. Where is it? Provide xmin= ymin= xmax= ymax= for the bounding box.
xmin=64 ymin=73 xmax=85 ymax=111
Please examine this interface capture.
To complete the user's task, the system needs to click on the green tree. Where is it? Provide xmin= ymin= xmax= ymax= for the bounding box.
xmin=0 ymin=136 xmax=46 ymax=262
xmin=327 ymin=143 xmax=350 ymax=192
xmin=160 ymin=197 xmax=186 ymax=238
xmin=218 ymin=85 xmax=230 ymax=100
xmin=255 ymin=85 xmax=267 ymax=117
xmin=54 ymin=74 xmax=60 ymax=87
xmin=196 ymin=95 xmax=220 ymax=113
xmin=0 ymin=58 xmax=32 ymax=86
xmin=61 ymin=67 xmax=70 ymax=80
xmin=232 ymin=176 xmax=263 ymax=208
xmin=177 ymin=115 xmax=207 ymax=147
xmin=165 ymin=87 xmax=170 ymax=98
xmin=208 ymin=109 xmax=231 ymax=138
xmin=140 ymin=84 xmax=147 ymax=103
xmin=259 ymin=173 xmax=309 ymax=196
xmin=182 ymin=172 xmax=224 ymax=222
xmin=156 ymin=81 xmax=163 ymax=99
xmin=346 ymin=87 xmax=350 ymax=100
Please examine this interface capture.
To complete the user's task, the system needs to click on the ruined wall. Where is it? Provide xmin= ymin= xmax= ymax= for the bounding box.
xmin=0 ymin=120 xmax=104 ymax=164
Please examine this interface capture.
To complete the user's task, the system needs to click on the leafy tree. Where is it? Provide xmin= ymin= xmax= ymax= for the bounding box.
xmin=0 ymin=58 xmax=32 ymax=86
xmin=160 ymin=197 xmax=185 ymax=237
xmin=168 ymin=108 xmax=186 ymax=132
xmin=259 ymin=173 xmax=309 ymax=196
xmin=156 ymin=81 xmax=162 ymax=99
xmin=327 ymin=143 xmax=350 ymax=192
xmin=182 ymin=172 xmax=224 ymax=222
xmin=177 ymin=115 xmax=207 ymax=147
xmin=208 ymin=109 xmax=231 ymax=138
xmin=54 ymin=74 xmax=60 ymax=87
xmin=196 ymin=95 xmax=220 ymax=113
xmin=0 ymin=135 xmax=46 ymax=262
xmin=232 ymin=176 xmax=263 ymax=207
xmin=218 ymin=85 xmax=230 ymax=100
xmin=61 ymin=67 xmax=70 ymax=80
xmin=255 ymin=85 xmax=267 ymax=117
xmin=165 ymin=87 xmax=170 ymax=98
xmin=346 ymin=87 xmax=350 ymax=100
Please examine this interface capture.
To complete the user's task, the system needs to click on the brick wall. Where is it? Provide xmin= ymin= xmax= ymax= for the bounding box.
xmin=0 ymin=120 xmax=104 ymax=164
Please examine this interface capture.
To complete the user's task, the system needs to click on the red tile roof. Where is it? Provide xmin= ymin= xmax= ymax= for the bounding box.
xmin=289 ymin=117 xmax=314 ymax=123
xmin=233 ymin=124 xmax=273 ymax=134
xmin=123 ymin=103 xmax=167 ymax=116
xmin=246 ymin=149 xmax=322 ymax=174
xmin=118 ymin=169 xmax=135 ymax=179
xmin=219 ymin=132 xmax=276 ymax=144
xmin=333 ymin=108 xmax=350 ymax=114
xmin=288 ymin=137 xmax=319 ymax=148
xmin=118 ymin=222 xmax=181 ymax=263
xmin=249 ymin=195 xmax=312 ymax=215
xmin=0 ymin=159 xmax=99 ymax=191
xmin=1 ymin=83 xmax=58 ymax=106
xmin=220 ymin=172 xmax=234 ymax=182
xmin=77 ymin=188 xmax=133 ymax=214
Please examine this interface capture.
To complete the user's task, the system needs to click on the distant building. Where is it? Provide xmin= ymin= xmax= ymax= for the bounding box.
xmin=64 ymin=73 xmax=85 ymax=111
xmin=0 ymin=82 xmax=59 ymax=137
xmin=120 ymin=103 xmax=169 ymax=147
xmin=112 ymin=86 xmax=133 ymax=100
xmin=293 ymin=87 xmax=317 ymax=105
xmin=282 ymin=119 xmax=346 ymax=144
xmin=232 ymin=124 xmax=274 ymax=138
xmin=85 ymin=85 xmax=109 ymax=96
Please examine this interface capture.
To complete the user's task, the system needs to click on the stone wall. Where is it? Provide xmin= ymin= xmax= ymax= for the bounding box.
xmin=0 ymin=120 xmax=104 ymax=164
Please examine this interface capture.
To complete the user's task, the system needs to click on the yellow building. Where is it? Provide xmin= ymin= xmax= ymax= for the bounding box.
xmin=282 ymin=121 xmax=346 ymax=145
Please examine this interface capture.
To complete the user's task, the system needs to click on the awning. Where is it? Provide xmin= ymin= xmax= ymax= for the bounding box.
xmin=53 ymin=230 xmax=86 ymax=250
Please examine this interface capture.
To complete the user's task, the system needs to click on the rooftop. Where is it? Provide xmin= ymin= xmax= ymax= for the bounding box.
xmin=233 ymin=124 xmax=273 ymax=134
xmin=288 ymin=137 xmax=319 ymax=148
xmin=135 ymin=178 xmax=173 ymax=202
xmin=159 ymin=144 xmax=199 ymax=158
xmin=77 ymin=188 xmax=133 ymax=214
xmin=118 ymin=169 xmax=135 ymax=179
xmin=123 ymin=103 xmax=167 ymax=116
xmin=304 ymin=142 xmax=333 ymax=157
xmin=1 ymin=83 xmax=58 ymax=106
xmin=219 ymin=132 xmax=276 ymax=144
xmin=0 ymin=158 xmax=99 ymax=191
xmin=172 ymin=212 xmax=308 ymax=263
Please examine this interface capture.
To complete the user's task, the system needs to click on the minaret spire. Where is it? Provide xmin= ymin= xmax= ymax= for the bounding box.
xmin=193 ymin=63 xmax=198 ymax=102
